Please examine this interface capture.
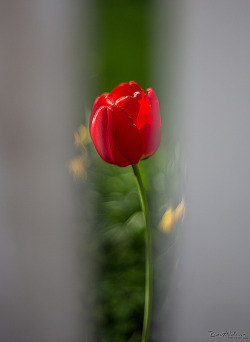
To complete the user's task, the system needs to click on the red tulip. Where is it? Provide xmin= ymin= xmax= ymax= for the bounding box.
xmin=89 ymin=81 xmax=161 ymax=167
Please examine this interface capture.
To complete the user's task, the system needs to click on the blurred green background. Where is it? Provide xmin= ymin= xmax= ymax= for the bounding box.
xmin=87 ymin=0 xmax=150 ymax=106
xmin=76 ymin=0 xmax=185 ymax=341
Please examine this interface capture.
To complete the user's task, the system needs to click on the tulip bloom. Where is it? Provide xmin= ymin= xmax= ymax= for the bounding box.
xmin=89 ymin=81 xmax=161 ymax=167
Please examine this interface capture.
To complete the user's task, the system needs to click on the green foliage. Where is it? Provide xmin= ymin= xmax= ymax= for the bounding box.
xmin=86 ymin=156 xmax=183 ymax=342
xmin=89 ymin=162 xmax=147 ymax=342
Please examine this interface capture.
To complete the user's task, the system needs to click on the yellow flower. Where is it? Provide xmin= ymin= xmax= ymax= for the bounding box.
xmin=159 ymin=198 xmax=186 ymax=233
xmin=68 ymin=157 xmax=86 ymax=180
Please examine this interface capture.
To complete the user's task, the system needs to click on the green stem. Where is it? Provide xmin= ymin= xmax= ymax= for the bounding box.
xmin=132 ymin=164 xmax=152 ymax=342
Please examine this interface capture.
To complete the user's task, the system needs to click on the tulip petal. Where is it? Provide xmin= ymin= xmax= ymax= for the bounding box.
xmin=135 ymin=92 xmax=153 ymax=130
xmin=90 ymin=106 xmax=143 ymax=167
xmin=109 ymin=107 xmax=143 ymax=166
xmin=111 ymin=83 xmax=134 ymax=100
xmin=90 ymin=106 xmax=115 ymax=164
xmin=89 ymin=94 xmax=114 ymax=133
xmin=129 ymin=81 xmax=143 ymax=93
xmin=115 ymin=95 xmax=140 ymax=122
xmin=146 ymin=88 xmax=161 ymax=151
xmin=139 ymin=123 xmax=155 ymax=157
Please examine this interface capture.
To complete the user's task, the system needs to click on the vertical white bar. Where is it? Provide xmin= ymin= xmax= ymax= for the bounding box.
xmin=0 ymin=1 xmax=86 ymax=341
xmin=155 ymin=1 xmax=250 ymax=341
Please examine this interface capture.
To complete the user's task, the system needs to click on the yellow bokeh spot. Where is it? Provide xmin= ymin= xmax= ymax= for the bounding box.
xmin=159 ymin=198 xmax=186 ymax=233
xmin=159 ymin=208 xmax=175 ymax=233
xmin=74 ymin=125 xmax=90 ymax=148
xmin=69 ymin=124 xmax=91 ymax=181
xmin=174 ymin=199 xmax=186 ymax=222
xmin=69 ymin=157 xmax=86 ymax=180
